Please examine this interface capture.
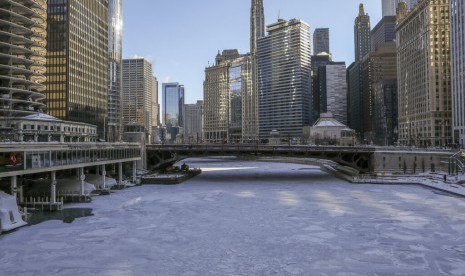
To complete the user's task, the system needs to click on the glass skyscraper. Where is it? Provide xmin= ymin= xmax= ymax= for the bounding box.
xmin=107 ymin=0 xmax=123 ymax=142
xmin=313 ymin=28 xmax=330 ymax=55
xmin=46 ymin=0 xmax=109 ymax=139
xmin=257 ymin=19 xmax=312 ymax=139
xmin=162 ymin=83 xmax=185 ymax=142
xmin=451 ymin=0 xmax=465 ymax=147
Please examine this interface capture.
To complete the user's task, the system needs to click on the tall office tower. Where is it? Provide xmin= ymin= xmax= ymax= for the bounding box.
xmin=151 ymin=76 xmax=159 ymax=128
xmin=107 ymin=0 xmax=123 ymax=142
xmin=0 ymin=0 xmax=47 ymax=118
xmin=184 ymin=101 xmax=203 ymax=143
xmin=162 ymin=82 xmax=185 ymax=142
xmin=231 ymin=55 xmax=253 ymax=143
xmin=451 ymin=0 xmax=465 ymax=147
xmin=348 ymin=4 xmax=371 ymax=138
xmin=250 ymin=0 xmax=265 ymax=56
xmin=361 ymin=43 xmax=398 ymax=144
xmin=46 ymin=0 xmax=109 ymax=138
xmin=371 ymin=16 xmax=396 ymax=50
xmin=316 ymin=62 xmax=348 ymax=125
xmin=313 ymin=28 xmax=330 ymax=55
xmin=257 ymin=19 xmax=312 ymax=139
xmin=250 ymin=0 xmax=264 ymax=142
xmin=311 ymin=53 xmax=332 ymax=122
xmin=355 ymin=4 xmax=371 ymax=63
xmin=383 ymin=0 xmax=405 ymax=16
xmin=203 ymin=50 xmax=253 ymax=143
xmin=122 ymin=59 xmax=153 ymax=133
xmin=397 ymin=0 xmax=451 ymax=147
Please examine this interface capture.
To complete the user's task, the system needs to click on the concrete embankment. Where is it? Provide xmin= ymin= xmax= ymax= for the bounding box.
xmin=350 ymin=174 xmax=465 ymax=197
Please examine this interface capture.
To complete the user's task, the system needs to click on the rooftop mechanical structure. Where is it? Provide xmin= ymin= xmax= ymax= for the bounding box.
xmin=0 ymin=0 xmax=47 ymax=118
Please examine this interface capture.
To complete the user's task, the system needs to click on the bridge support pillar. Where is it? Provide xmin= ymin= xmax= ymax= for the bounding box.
xmin=96 ymin=165 xmax=100 ymax=175
xmin=51 ymin=171 xmax=57 ymax=204
xmin=101 ymin=165 xmax=106 ymax=189
xmin=132 ymin=160 xmax=137 ymax=184
xmin=118 ymin=163 xmax=123 ymax=186
xmin=79 ymin=167 xmax=85 ymax=196
xmin=10 ymin=175 xmax=17 ymax=200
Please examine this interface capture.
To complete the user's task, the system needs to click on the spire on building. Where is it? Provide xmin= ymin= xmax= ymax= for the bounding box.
xmin=359 ymin=3 xmax=365 ymax=16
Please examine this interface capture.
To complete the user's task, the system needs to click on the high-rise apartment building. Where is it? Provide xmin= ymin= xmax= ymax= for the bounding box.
xmin=397 ymin=0 xmax=451 ymax=147
xmin=451 ymin=0 xmax=465 ymax=147
xmin=257 ymin=19 xmax=312 ymax=138
xmin=162 ymin=82 xmax=185 ymax=142
xmin=0 ymin=0 xmax=47 ymax=118
xmin=184 ymin=101 xmax=203 ymax=143
xmin=313 ymin=28 xmax=330 ymax=55
xmin=316 ymin=62 xmax=348 ymax=125
xmin=46 ymin=0 xmax=109 ymax=138
xmin=107 ymin=0 xmax=123 ymax=142
xmin=122 ymin=59 xmax=154 ymax=134
xmin=203 ymin=50 xmax=253 ymax=143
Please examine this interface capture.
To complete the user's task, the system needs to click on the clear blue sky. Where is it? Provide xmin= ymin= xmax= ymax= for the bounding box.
xmin=122 ymin=0 xmax=382 ymax=104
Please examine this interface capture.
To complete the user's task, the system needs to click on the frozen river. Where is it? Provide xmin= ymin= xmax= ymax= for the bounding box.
xmin=2 ymin=157 xmax=465 ymax=276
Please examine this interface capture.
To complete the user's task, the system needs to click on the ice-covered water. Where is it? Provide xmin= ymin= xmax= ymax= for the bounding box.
xmin=2 ymin=157 xmax=465 ymax=276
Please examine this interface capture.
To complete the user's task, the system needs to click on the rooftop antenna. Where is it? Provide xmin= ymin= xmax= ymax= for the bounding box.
xmin=278 ymin=10 xmax=280 ymax=20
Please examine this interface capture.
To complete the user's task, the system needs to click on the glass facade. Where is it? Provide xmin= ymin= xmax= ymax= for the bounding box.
xmin=107 ymin=0 xmax=123 ymax=141
xmin=257 ymin=19 xmax=312 ymax=139
xmin=451 ymin=0 xmax=465 ymax=147
xmin=162 ymin=83 xmax=184 ymax=142
xmin=46 ymin=0 xmax=109 ymax=139
xmin=229 ymin=65 xmax=243 ymax=143
xmin=313 ymin=28 xmax=330 ymax=55
xmin=0 ymin=0 xmax=47 ymax=118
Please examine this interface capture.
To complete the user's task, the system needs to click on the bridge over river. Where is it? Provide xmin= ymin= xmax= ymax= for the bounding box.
xmin=147 ymin=144 xmax=459 ymax=176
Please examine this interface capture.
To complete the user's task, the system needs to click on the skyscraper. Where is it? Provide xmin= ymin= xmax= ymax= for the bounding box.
xmin=382 ymin=0 xmax=405 ymax=16
xmin=122 ymin=59 xmax=154 ymax=133
xmin=397 ymin=0 xmax=451 ymax=147
xmin=257 ymin=19 xmax=312 ymax=139
xmin=451 ymin=0 xmax=465 ymax=147
xmin=354 ymin=4 xmax=371 ymax=62
xmin=250 ymin=0 xmax=265 ymax=56
xmin=0 ymin=0 xmax=47 ymax=118
xmin=371 ymin=16 xmax=396 ymax=50
xmin=249 ymin=0 xmax=264 ymax=142
xmin=317 ymin=62 xmax=348 ymax=125
xmin=184 ymin=101 xmax=203 ymax=143
xmin=203 ymin=50 xmax=253 ymax=143
xmin=313 ymin=28 xmax=330 ymax=55
xmin=46 ymin=0 xmax=109 ymax=139
xmin=162 ymin=82 xmax=185 ymax=142
xmin=107 ymin=0 xmax=123 ymax=142
xmin=348 ymin=4 xmax=371 ymax=138
xmin=152 ymin=76 xmax=159 ymax=128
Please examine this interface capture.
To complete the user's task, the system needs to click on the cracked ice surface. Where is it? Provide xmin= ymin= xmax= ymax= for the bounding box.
xmin=2 ymin=157 xmax=465 ymax=276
